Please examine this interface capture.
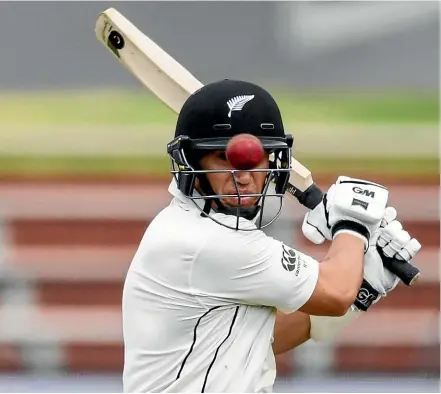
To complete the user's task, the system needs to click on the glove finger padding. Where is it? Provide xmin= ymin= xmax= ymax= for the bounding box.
xmin=374 ymin=222 xmax=421 ymax=293
xmin=361 ymin=217 xmax=422 ymax=307
xmin=382 ymin=232 xmax=411 ymax=257
xmin=377 ymin=220 xmax=403 ymax=248
xmin=396 ymin=238 xmax=422 ymax=261
xmin=369 ymin=206 xmax=398 ymax=247
xmin=381 ymin=206 xmax=397 ymax=228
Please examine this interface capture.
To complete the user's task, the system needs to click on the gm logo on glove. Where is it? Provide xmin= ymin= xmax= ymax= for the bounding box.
xmin=352 ymin=186 xmax=375 ymax=198
xmin=351 ymin=186 xmax=377 ymax=210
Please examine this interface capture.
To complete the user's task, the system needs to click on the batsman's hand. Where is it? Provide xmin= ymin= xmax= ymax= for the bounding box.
xmin=354 ymin=206 xmax=422 ymax=311
xmin=302 ymin=176 xmax=389 ymax=251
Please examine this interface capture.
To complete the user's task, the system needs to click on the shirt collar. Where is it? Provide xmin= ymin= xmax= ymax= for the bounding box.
xmin=168 ymin=178 xmax=260 ymax=226
xmin=168 ymin=178 xmax=206 ymax=211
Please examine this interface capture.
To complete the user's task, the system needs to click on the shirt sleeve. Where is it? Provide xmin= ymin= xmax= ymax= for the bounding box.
xmin=191 ymin=227 xmax=319 ymax=314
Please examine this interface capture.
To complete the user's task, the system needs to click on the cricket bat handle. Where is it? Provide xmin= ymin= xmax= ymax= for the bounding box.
xmin=290 ymin=183 xmax=420 ymax=286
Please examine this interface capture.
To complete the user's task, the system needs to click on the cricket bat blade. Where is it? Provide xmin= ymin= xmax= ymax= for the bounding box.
xmin=95 ymin=7 xmax=203 ymax=114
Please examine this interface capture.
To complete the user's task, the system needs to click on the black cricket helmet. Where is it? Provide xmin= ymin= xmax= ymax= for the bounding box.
xmin=167 ymin=79 xmax=293 ymax=230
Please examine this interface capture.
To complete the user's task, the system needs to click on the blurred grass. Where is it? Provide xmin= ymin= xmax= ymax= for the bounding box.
xmin=0 ymin=90 xmax=438 ymax=126
xmin=0 ymin=155 xmax=436 ymax=176
xmin=276 ymin=92 xmax=439 ymax=125
xmin=0 ymin=90 xmax=437 ymax=176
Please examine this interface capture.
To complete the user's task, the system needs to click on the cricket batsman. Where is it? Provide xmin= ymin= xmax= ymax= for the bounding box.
xmin=121 ymin=79 xmax=421 ymax=392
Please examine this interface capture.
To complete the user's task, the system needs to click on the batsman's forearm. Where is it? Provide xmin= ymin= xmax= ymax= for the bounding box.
xmin=273 ymin=310 xmax=311 ymax=355
xmin=298 ymin=233 xmax=365 ymax=317
xmin=319 ymin=233 xmax=365 ymax=307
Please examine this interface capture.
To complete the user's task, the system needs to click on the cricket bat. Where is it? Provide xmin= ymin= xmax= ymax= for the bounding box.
xmin=95 ymin=7 xmax=420 ymax=286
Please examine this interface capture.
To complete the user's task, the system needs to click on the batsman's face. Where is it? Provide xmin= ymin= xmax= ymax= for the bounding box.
xmin=199 ymin=150 xmax=270 ymax=208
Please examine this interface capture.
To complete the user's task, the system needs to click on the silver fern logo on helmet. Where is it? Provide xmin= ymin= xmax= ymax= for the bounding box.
xmin=226 ymin=95 xmax=255 ymax=118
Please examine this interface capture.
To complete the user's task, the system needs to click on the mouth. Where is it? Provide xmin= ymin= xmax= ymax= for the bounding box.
xmin=221 ymin=195 xmax=258 ymax=208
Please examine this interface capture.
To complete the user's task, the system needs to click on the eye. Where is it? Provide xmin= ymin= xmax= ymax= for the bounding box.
xmin=217 ymin=152 xmax=227 ymax=161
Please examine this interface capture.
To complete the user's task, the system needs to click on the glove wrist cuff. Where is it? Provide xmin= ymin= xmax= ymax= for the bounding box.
xmin=332 ymin=220 xmax=370 ymax=250
xmin=353 ymin=279 xmax=381 ymax=311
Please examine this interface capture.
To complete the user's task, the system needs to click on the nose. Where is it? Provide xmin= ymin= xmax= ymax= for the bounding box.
xmin=233 ymin=170 xmax=252 ymax=186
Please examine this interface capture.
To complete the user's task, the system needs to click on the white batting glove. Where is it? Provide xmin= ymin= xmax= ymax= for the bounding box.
xmin=353 ymin=207 xmax=422 ymax=311
xmin=302 ymin=176 xmax=389 ymax=251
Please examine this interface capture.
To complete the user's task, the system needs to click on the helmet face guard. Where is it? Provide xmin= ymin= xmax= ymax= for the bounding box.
xmin=166 ymin=78 xmax=294 ymax=231
xmin=167 ymin=134 xmax=293 ymax=231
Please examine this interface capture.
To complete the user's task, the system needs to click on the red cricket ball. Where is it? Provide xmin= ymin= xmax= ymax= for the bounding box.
xmin=226 ymin=134 xmax=264 ymax=170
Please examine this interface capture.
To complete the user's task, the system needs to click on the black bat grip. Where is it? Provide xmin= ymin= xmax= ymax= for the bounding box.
xmin=292 ymin=183 xmax=420 ymax=286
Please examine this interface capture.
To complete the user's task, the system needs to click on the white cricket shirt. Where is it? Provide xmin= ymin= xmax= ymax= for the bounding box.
xmin=122 ymin=180 xmax=319 ymax=393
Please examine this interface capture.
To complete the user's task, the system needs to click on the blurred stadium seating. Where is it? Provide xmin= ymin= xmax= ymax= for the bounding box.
xmin=0 ymin=177 xmax=438 ymax=377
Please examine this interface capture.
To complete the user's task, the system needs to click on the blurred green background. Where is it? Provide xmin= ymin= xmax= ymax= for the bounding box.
xmin=1 ymin=90 xmax=438 ymax=177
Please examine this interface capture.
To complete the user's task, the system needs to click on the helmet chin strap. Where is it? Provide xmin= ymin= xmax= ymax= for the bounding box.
xmin=197 ymin=173 xmax=261 ymax=221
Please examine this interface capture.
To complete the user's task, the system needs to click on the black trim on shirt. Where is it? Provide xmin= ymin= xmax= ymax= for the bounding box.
xmin=202 ymin=306 xmax=240 ymax=392
xmin=176 ymin=305 xmax=223 ymax=380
